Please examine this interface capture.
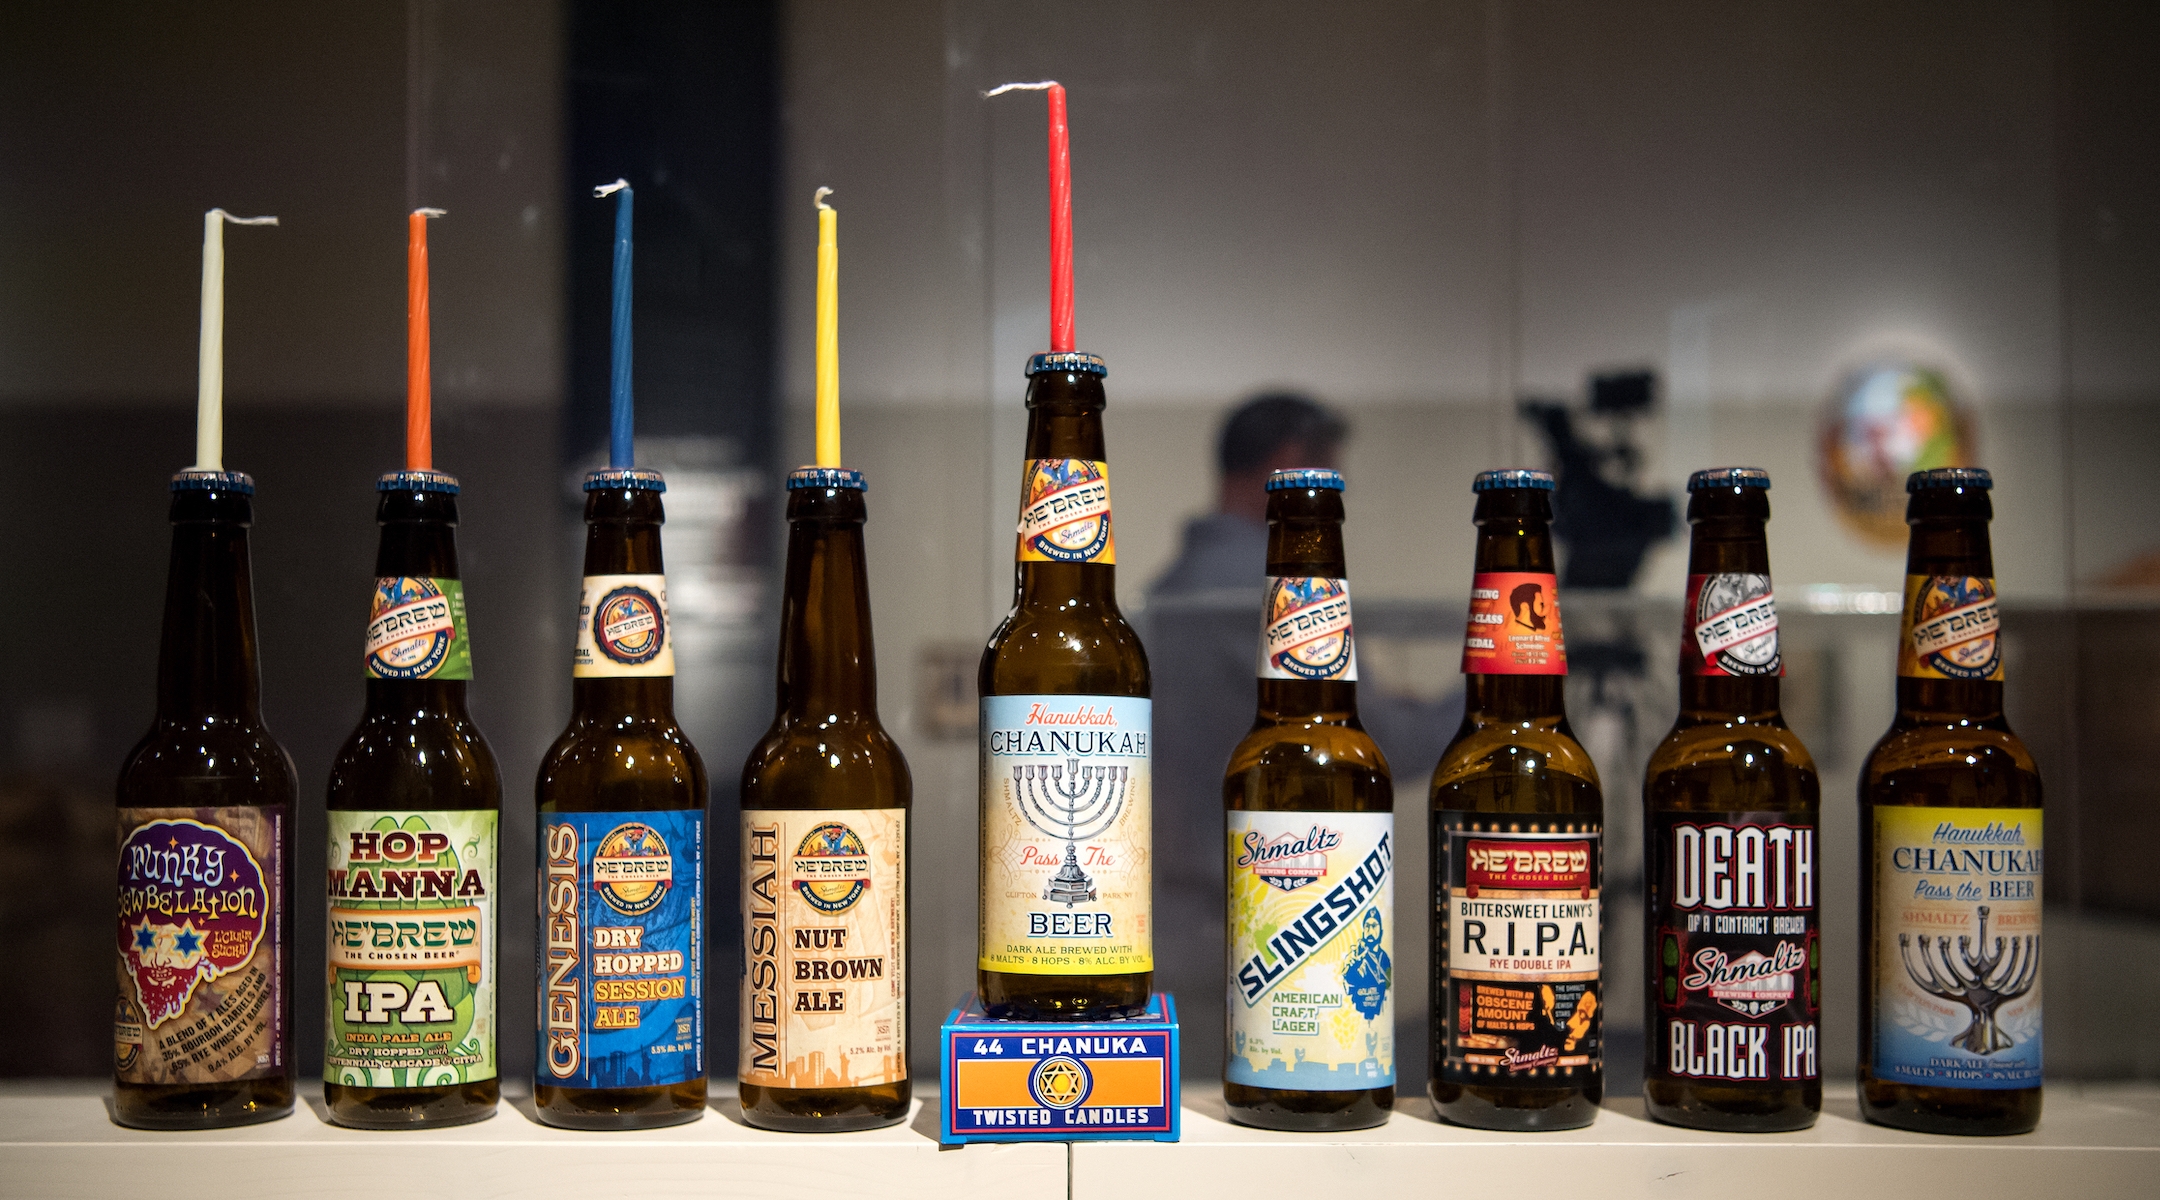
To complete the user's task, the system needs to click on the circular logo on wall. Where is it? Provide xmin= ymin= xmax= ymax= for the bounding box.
xmin=1817 ymin=363 xmax=1975 ymax=548
xmin=1028 ymin=1055 xmax=1093 ymax=1110
xmin=791 ymin=822 xmax=873 ymax=914
xmin=594 ymin=585 xmax=666 ymax=665
xmin=591 ymin=822 xmax=674 ymax=916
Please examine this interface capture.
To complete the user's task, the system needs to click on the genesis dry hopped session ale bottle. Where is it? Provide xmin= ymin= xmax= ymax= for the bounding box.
xmin=1429 ymin=468 xmax=1604 ymax=1131
xmin=115 ymin=470 xmax=296 ymax=1129
xmin=1859 ymin=467 xmax=2042 ymax=1135
xmin=979 ymin=353 xmax=1153 ymax=1020
xmin=1642 ymin=468 xmax=1821 ymax=1132
xmin=535 ymin=466 xmax=707 ymax=1129
xmin=323 ymin=469 xmax=502 ymax=1128
xmin=1223 ymin=468 xmax=1394 ymax=1131
xmin=739 ymin=467 xmax=911 ymax=1131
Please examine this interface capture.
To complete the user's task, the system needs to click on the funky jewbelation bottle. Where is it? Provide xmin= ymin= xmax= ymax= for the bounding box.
xmin=1642 ymin=467 xmax=1820 ymax=1131
xmin=1223 ymin=468 xmax=1394 ymax=1131
xmin=1429 ymin=468 xmax=1603 ymax=1130
xmin=1859 ymin=467 xmax=2041 ymax=1135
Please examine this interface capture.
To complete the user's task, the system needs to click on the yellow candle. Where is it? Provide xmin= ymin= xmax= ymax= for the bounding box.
xmin=814 ymin=187 xmax=839 ymax=468
xmin=194 ymin=208 xmax=278 ymax=471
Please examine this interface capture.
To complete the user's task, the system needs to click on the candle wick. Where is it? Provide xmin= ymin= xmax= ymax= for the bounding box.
xmin=594 ymin=178 xmax=630 ymax=198
xmin=983 ymin=80 xmax=1059 ymax=97
xmin=413 ymin=207 xmax=447 ymax=218
xmin=211 ymin=210 xmax=280 ymax=227
xmin=814 ymin=186 xmax=834 ymax=211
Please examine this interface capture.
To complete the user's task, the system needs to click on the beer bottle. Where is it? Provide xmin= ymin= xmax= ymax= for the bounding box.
xmin=324 ymin=470 xmax=502 ymax=1127
xmin=115 ymin=470 xmax=296 ymax=1128
xmin=1859 ymin=467 xmax=2041 ymax=1135
xmin=979 ymin=353 xmax=1153 ymax=1020
xmin=739 ymin=468 xmax=911 ymax=1130
xmin=1642 ymin=467 xmax=1820 ymax=1131
xmin=534 ymin=467 xmax=708 ymax=1129
xmin=1223 ymin=468 xmax=1394 ymax=1131
xmin=1429 ymin=468 xmax=1603 ymax=1130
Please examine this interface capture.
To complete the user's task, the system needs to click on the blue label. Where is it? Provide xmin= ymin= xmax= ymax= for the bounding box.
xmin=537 ymin=809 xmax=703 ymax=1090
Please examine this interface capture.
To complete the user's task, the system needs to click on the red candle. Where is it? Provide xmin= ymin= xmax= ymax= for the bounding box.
xmin=1046 ymin=82 xmax=1074 ymax=353
xmin=406 ymin=208 xmax=443 ymax=470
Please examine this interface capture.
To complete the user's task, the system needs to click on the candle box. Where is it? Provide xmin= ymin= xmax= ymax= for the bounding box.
xmin=938 ymin=991 xmax=1180 ymax=1144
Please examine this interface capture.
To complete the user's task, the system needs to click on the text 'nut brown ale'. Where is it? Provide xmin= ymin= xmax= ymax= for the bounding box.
xmin=115 ymin=470 xmax=297 ymax=1129
xmin=1223 ymin=469 xmax=1395 ymax=1131
xmin=1859 ymin=467 xmax=2042 ymax=1135
xmin=1429 ymin=469 xmax=1603 ymax=1131
xmin=739 ymin=468 xmax=912 ymax=1130
xmin=1642 ymin=468 xmax=1821 ymax=1132
xmin=979 ymin=353 xmax=1153 ymax=1019
xmin=535 ymin=467 xmax=708 ymax=1129
xmin=324 ymin=470 xmax=502 ymax=1128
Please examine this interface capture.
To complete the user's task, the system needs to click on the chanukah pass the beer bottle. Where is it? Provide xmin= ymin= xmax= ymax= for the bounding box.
xmin=1859 ymin=467 xmax=2042 ymax=1136
xmin=739 ymin=468 xmax=911 ymax=1131
xmin=1642 ymin=468 xmax=1820 ymax=1132
xmin=115 ymin=470 xmax=297 ymax=1129
xmin=979 ymin=354 xmax=1154 ymax=1020
xmin=1429 ymin=469 xmax=1603 ymax=1131
xmin=1223 ymin=469 xmax=1394 ymax=1131
xmin=323 ymin=470 xmax=502 ymax=1128
xmin=534 ymin=467 xmax=708 ymax=1129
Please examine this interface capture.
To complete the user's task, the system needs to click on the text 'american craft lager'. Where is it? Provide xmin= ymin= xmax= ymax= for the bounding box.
xmin=1223 ymin=468 xmax=1394 ymax=1131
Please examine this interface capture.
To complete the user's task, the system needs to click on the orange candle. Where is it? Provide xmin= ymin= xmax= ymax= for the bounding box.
xmin=406 ymin=208 xmax=444 ymax=470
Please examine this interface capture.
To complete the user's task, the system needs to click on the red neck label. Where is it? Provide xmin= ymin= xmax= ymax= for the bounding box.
xmin=1460 ymin=571 xmax=1566 ymax=675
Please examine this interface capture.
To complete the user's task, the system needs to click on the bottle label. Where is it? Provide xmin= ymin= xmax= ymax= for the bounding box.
xmin=115 ymin=806 xmax=283 ymax=1084
xmin=1226 ymin=812 xmax=1394 ymax=1090
xmin=1257 ymin=576 xmax=1358 ymax=682
xmin=573 ymin=574 xmax=675 ymax=677
xmin=364 ymin=577 xmax=472 ymax=680
xmin=1648 ymin=813 xmax=1818 ymax=1084
xmin=1871 ymin=806 xmax=2041 ymax=1089
xmin=1016 ymin=459 xmax=1116 ymax=564
xmin=1433 ymin=813 xmax=1601 ymax=1084
xmin=536 ymin=809 xmax=703 ymax=1089
xmin=1459 ymin=571 xmax=1567 ymax=675
xmin=979 ymin=695 xmax=1152 ymax=975
xmin=325 ymin=810 xmax=497 ymax=1086
xmin=740 ymin=809 xmax=907 ymax=1090
xmin=1896 ymin=575 xmax=2003 ymax=681
xmin=1684 ymin=573 xmax=1782 ymax=677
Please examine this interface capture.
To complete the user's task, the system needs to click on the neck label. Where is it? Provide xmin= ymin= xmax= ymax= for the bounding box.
xmin=1258 ymin=576 xmax=1357 ymax=681
xmin=574 ymin=574 xmax=674 ymax=677
xmin=1897 ymin=575 xmax=2002 ymax=681
xmin=365 ymin=577 xmax=471 ymax=680
xmin=1017 ymin=459 xmax=1115 ymax=564
xmin=1685 ymin=573 xmax=1781 ymax=676
xmin=1460 ymin=571 xmax=1566 ymax=675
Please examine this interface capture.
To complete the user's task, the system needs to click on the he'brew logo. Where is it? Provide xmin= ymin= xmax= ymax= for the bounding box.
xmin=117 ymin=819 xmax=270 ymax=1029
xmin=594 ymin=584 xmax=666 ymax=666
xmin=1016 ymin=459 xmax=1113 ymax=563
xmin=1903 ymin=575 xmax=2001 ymax=679
xmin=1689 ymin=573 xmax=1780 ymax=675
xmin=1258 ymin=576 xmax=1355 ymax=681
xmin=364 ymin=576 xmax=462 ymax=678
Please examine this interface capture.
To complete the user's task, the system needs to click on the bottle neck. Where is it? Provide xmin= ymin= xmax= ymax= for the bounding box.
xmin=575 ymin=484 xmax=675 ymax=718
xmin=155 ymin=488 xmax=262 ymax=722
xmin=1678 ymin=492 xmax=1781 ymax=720
xmin=1013 ymin=367 xmax=1123 ymax=612
xmin=1257 ymin=484 xmax=1356 ymax=722
xmin=1464 ymin=487 xmax=1567 ymax=721
xmin=1897 ymin=509 xmax=2000 ymax=720
xmin=775 ymin=486 xmax=878 ymax=719
xmin=366 ymin=486 xmax=471 ymax=715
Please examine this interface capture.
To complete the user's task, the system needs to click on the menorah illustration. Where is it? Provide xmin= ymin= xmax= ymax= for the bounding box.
xmin=1013 ymin=760 xmax=1129 ymax=906
xmin=1899 ymin=904 xmax=2040 ymax=1055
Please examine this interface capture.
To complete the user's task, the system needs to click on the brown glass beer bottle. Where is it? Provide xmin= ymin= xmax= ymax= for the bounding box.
xmin=1429 ymin=468 xmax=1603 ymax=1130
xmin=1859 ymin=467 xmax=2042 ymax=1135
xmin=1223 ymin=468 xmax=1394 ymax=1131
xmin=1642 ymin=467 xmax=1820 ymax=1131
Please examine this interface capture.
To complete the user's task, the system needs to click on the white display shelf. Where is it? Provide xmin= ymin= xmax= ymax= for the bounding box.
xmin=2 ymin=1081 xmax=2154 ymax=1199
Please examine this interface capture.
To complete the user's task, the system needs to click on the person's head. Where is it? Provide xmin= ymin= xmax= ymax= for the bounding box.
xmin=1216 ymin=392 xmax=1348 ymax=520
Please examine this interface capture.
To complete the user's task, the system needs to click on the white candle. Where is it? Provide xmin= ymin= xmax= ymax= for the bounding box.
xmin=194 ymin=209 xmax=278 ymax=471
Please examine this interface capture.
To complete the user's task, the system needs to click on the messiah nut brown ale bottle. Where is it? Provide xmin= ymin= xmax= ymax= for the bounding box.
xmin=535 ymin=467 xmax=708 ymax=1129
xmin=324 ymin=470 xmax=502 ymax=1128
xmin=1429 ymin=468 xmax=1603 ymax=1131
xmin=1859 ymin=467 xmax=2042 ymax=1136
xmin=1223 ymin=469 xmax=1394 ymax=1132
xmin=979 ymin=353 xmax=1153 ymax=1020
xmin=115 ymin=470 xmax=296 ymax=1129
xmin=1643 ymin=468 xmax=1821 ymax=1132
xmin=739 ymin=468 xmax=911 ymax=1131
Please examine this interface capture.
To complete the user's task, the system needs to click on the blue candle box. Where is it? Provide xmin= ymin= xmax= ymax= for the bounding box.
xmin=938 ymin=991 xmax=1181 ymax=1144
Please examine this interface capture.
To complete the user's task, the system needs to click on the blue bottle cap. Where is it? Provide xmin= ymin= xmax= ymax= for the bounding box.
xmin=377 ymin=469 xmax=461 ymax=494
xmin=1907 ymin=466 xmax=1991 ymax=492
xmin=583 ymin=466 xmax=668 ymax=492
xmin=169 ymin=469 xmax=255 ymax=495
xmin=1025 ymin=351 xmax=1108 ymax=378
xmin=787 ymin=466 xmax=867 ymax=491
xmin=1265 ymin=468 xmax=1345 ymax=492
xmin=1471 ymin=468 xmax=1555 ymax=492
xmin=1687 ymin=467 xmax=1771 ymax=492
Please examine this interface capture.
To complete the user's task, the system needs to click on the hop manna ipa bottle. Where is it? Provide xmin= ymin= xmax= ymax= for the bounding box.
xmin=324 ymin=470 xmax=502 ymax=1128
xmin=1642 ymin=468 xmax=1820 ymax=1132
xmin=1859 ymin=467 xmax=2042 ymax=1135
xmin=739 ymin=468 xmax=911 ymax=1130
xmin=535 ymin=467 xmax=708 ymax=1129
xmin=979 ymin=353 xmax=1153 ymax=1020
xmin=1223 ymin=469 xmax=1394 ymax=1131
xmin=115 ymin=470 xmax=296 ymax=1129
xmin=1429 ymin=469 xmax=1603 ymax=1131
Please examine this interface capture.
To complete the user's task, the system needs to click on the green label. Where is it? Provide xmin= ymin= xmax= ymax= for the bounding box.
xmin=325 ymin=810 xmax=497 ymax=1085
xmin=365 ymin=577 xmax=473 ymax=680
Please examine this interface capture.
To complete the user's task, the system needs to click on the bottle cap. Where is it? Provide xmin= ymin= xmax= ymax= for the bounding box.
xmin=169 ymin=469 xmax=255 ymax=495
xmin=1687 ymin=466 xmax=1771 ymax=492
xmin=377 ymin=469 xmax=461 ymax=494
xmin=1026 ymin=351 xmax=1108 ymax=378
xmin=1907 ymin=466 xmax=1991 ymax=492
xmin=787 ymin=466 xmax=867 ymax=491
xmin=1266 ymin=468 xmax=1345 ymax=492
xmin=583 ymin=466 xmax=668 ymax=493
xmin=1471 ymin=468 xmax=1555 ymax=492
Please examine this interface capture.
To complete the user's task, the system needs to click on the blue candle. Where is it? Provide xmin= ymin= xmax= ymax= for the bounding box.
xmin=596 ymin=179 xmax=635 ymax=467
